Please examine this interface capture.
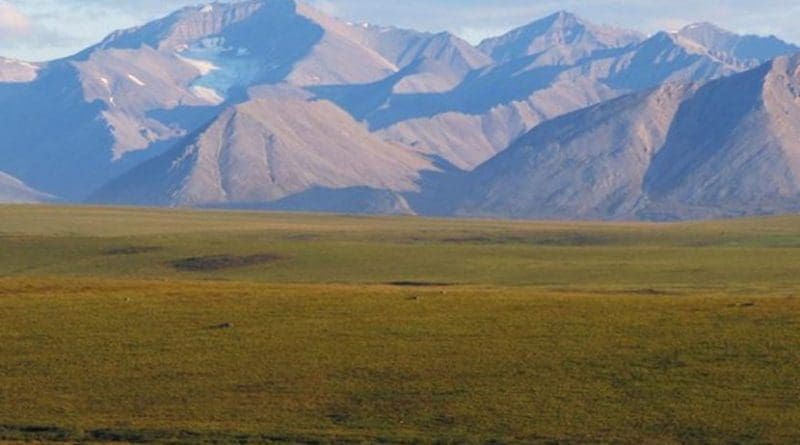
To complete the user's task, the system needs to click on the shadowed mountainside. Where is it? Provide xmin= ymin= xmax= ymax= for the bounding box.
xmin=1 ymin=0 xmax=800 ymax=219
xmin=454 ymin=55 xmax=800 ymax=220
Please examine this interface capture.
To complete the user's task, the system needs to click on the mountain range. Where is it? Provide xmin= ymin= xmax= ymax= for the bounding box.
xmin=1 ymin=0 xmax=799 ymax=220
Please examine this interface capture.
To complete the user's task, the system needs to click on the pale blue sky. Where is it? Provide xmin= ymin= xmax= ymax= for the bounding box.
xmin=1 ymin=0 xmax=799 ymax=61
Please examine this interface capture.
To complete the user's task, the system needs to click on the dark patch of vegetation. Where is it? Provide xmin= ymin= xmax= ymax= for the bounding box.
xmin=532 ymin=234 xmax=614 ymax=246
xmin=327 ymin=411 xmax=352 ymax=425
xmin=173 ymin=254 xmax=283 ymax=272
xmin=387 ymin=281 xmax=456 ymax=287
xmin=283 ymin=233 xmax=321 ymax=242
xmin=640 ymin=352 xmax=688 ymax=371
xmin=0 ymin=424 xmax=76 ymax=442
xmin=628 ymin=288 xmax=672 ymax=296
xmin=0 ymin=424 xmax=404 ymax=445
xmin=103 ymin=246 xmax=163 ymax=255
xmin=439 ymin=233 xmax=615 ymax=246
xmin=207 ymin=322 xmax=234 ymax=330
xmin=440 ymin=236 xmax=526 ymax=244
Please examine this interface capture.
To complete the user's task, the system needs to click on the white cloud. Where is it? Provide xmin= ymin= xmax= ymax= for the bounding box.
xmin=0 ymin=0 xmax=31 ymax=39
xmin=1 ymin=0 xmax=800 ymax=61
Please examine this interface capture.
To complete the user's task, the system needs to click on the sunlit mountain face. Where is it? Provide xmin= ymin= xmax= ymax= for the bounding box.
xmin=2 ymin=0 xmax=799 ymax=220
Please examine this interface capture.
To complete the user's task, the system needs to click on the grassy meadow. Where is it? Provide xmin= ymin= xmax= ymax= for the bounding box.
xmin=1 ymin=205 xmax=799 ymax=444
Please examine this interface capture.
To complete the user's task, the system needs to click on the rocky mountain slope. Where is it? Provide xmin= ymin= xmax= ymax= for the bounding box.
xmin=454 ymin=55 xmax=800 ymax=220
xmin=478 ymin=10 xmax=643 ymax=65
xmin=334 ymin=12 xmax=795 ymax=170
xmin=0 ymin=0 xmax=491 ymax=202
xmin=1 ymin=0 xmax=799 ymax=219
xmin=0 ymin=58 xmax=39 ymax=82
xmin=91 ymin=98 xmax=434 ymax=206
xmin=676 ymin=22 xmax=799 ymax=68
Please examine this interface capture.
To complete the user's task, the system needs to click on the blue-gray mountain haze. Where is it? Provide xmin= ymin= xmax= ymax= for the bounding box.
xmin=1 ymin=0 xmax=799 ymax=220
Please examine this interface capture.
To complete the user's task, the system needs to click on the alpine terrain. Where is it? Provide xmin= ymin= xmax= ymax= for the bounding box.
xmin=1 ymin=0 xmax=799 ymax=220
xmin=455 ymin=55 xmax=800 ymax=220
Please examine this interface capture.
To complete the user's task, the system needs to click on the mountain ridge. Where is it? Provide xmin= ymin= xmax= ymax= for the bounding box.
xmin=90 ymin=98 xmax=436 ymax=206
xmin=453 ymin=54 xmax=800 ymax=221
xmin=0 ymin=171 xmax=54 ymax=203
xmin=2 ymin=1 xmax=800 ymax=220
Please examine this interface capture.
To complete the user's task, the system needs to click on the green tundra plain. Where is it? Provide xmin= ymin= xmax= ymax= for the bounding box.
xmin=1 ymin=205 xmax=799 ymax=444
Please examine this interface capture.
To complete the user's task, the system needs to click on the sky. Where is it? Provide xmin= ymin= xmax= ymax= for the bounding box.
xmin=1 ymin=0 xmax=799 ymax=62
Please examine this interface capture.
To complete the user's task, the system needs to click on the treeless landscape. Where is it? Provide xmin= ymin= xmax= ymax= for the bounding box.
xmin=1 ymin=206 xmax=798 ymax=444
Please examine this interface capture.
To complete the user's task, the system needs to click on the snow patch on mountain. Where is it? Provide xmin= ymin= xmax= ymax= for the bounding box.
xmin=127 ymin=74 xmax=146 ymax=86
xmin=190 ymin=85 xmax=225 ymax=104
xmin=177 ymin=54 xmax=218 ymax=75
xmin=177 ymin=37 xmax=261 ymax=101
